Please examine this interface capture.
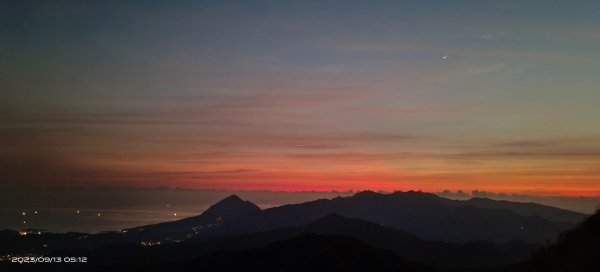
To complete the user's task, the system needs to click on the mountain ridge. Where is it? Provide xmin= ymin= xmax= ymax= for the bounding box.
xmin=124 ymin=194 xmax=260 ymax=236
xmin=206 ymin=191 xmax=576 ymax=243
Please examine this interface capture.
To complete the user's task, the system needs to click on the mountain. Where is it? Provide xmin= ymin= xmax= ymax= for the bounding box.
xmin=530 ymin=210 xmax=600 ymax=271
xmin=125 ymin=194 xmax=260 ymax=239
xmin=302 ymin=214 xmax=537 ymax=268
xmin=453 ymin=197 xmax=586 ymax=224
xmin=196 ymin=194 xmax=261 ymax=220
xmin=179 ymin=234 xmax=430 ymax=272
xmin=1 ymin=192 xmax=575 ymax=257
xmin=29 ymin=214 xmax=535 ymax=271
xmin=0 ymin=195 xmax=261 ymax=256
xmin=206 ymin=191 xmax=574 ymax=243
xmin=84 ymin=234 xmax=431 ymax=272
xmin=2 ymin=211 xmax=597 ymax=272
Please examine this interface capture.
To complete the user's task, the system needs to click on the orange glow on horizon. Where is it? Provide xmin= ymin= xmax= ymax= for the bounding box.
xmin=170 ymin=176 xmax=600 ymax=197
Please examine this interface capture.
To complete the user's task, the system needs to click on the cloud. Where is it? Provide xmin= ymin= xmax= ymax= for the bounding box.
xmin=437 ymin=189 xmax=600 ymax=214
xmin=450 ymin=150 xmax=600 ymax=159
xmin=496 ymin=140 xmax=556 ymax=148
xmin=285 ymin=152 xmax=399 ymax=162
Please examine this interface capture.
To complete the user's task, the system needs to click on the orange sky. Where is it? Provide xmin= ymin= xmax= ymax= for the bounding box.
xmin=2 ymin=1 xmax=600 ymax=197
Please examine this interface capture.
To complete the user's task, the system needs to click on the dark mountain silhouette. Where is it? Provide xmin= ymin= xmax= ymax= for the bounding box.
xmin=23 ymin=214 xmax=535 ymax=271
xmin=0 ymin=195 xmax=261 ymax=256
xmin=179 ymin=234 xmax=431 ymax=272
xmin=449 ymin=197 xmax=586 ymax=224
xmin=530 ymin=209 xmax=600 ymax=271
xmin=194 ymin=194 xmax=261 ymax=219
xmin=197 ymin=191 xmax=574 ymax=243
xmin=124 ymin=194 xmax=260 ymax=238
xmin=302 ymin=213 xmax=537 ymax=268
xmin=3 ymin=194 xmax=596 ymax=272
xmin=83 ymin=234 xmax=431 ymax=272
xmin=2 ymin=191 xmax=579 ymax=261
xmin=1 ymin=192 xmax=576 ymax=257
xmin=4 ymin=211 xmax=599 ymax=272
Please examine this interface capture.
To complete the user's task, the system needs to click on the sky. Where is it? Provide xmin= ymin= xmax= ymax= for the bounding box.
xmin=2 ymin=0 xmax=600 ymax=196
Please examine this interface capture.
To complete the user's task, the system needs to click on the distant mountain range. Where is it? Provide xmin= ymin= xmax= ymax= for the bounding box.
xmin=1 ymin=191 xmax=595 ymax=272
xmin=129 ymin=190 xmax=582 ymax=243
xmin=447 ymin=197 xmax=586 ymax=223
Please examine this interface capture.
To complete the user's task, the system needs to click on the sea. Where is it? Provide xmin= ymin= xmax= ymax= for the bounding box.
xmin=0 ymin=188 xmax=352 ymax=233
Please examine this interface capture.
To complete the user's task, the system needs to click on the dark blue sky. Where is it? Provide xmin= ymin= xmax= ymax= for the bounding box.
xmin=2 ymin=0 xmax=600 ymax=195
